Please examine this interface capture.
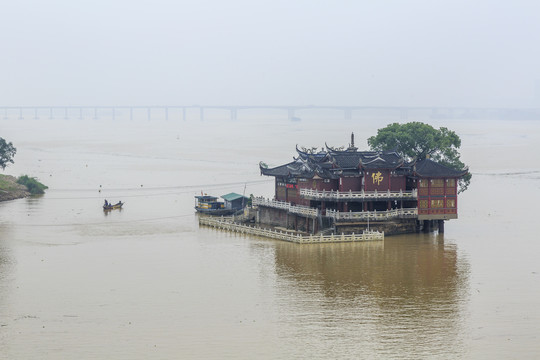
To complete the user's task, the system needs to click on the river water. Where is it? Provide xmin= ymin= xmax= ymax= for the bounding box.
xmin=1 ymin=114 xmax=539 ymax=359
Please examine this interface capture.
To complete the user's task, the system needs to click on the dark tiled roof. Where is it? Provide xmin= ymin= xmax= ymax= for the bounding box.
xmin=414 ymin=159 xmax=468 ymax=177
xmin=259 ymin=161 xmax=297 ymax=177
xmin=260 ymin=145 xmax=466 ymax=180
xmin=296 ymin=145 xmax=329 ymax=163
xmin=331 ymin=153 xmax=361 ymax=169
xmin=360 ymin=151 xmax=403 ymax=169
xmin=259 ymin=159 xmax=340 ymax=179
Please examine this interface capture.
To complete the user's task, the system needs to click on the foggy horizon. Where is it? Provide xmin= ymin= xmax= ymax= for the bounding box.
xmin=2 ymin=0 xmax=540 ymax=108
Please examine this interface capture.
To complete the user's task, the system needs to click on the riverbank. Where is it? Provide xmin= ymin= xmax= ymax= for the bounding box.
xmin=0 ymin=174 xmax=30 ymax=202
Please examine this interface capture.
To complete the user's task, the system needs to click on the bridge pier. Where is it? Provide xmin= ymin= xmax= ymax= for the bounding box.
xmin=93 ymin=107 xmax=98 ymax=120
xmin=147 ymin=107 xmax=151 ymax=121
xmin=130 ymin=107 xmax=133 ymax=121
xmin=200 ymin=107 xmax=204 ymax=121
xmin=34 ymin=108 xmax=39 ymax=120
xmin=112 ymin=107 xmax=116 ymax=121
xmin=287 ymin=108 xmax=295 ymax=121
xmin=18 ymin=108 xmax=23 ymax=120
xmin=79 ymin=107 xmax=83 ymax=120
xmin=182 ymin=107 xmax=186 ymax=121
xmin=165 ymin=107 xmax=169 ymax=121
xmin=344 ymin=108 xmax=352 ymax=120
xmin=230 ymin=108 xmax=237 ymax=121
xmin=49 ymin=108 xmax=54 ymax=120
xmin=64 ymin=107 xmax=68 ymax=120
xmin=400 ymin=108 xmax=408 ymax=120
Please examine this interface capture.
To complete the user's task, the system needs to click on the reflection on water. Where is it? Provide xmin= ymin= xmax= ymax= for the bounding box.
xmin=271 ymin=233 xmax=469 ymax=358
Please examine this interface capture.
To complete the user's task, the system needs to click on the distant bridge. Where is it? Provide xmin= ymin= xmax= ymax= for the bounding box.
xmin=1 ymin=105 xmax=539 ymax=121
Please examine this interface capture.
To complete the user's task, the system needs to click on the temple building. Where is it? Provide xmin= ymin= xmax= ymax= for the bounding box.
xmin=255 ymin=134 xmax=468 ymax=235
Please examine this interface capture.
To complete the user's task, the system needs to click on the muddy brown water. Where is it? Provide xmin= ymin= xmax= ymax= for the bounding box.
xmin=1 ymin=116 xmax=539 ymax=359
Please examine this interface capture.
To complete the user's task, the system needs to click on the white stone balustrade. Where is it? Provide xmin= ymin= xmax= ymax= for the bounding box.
xmin=326 ymin=207 xmax=418 ymax=220
xmin=252 ymin=197 xmax=319 ymax=218
xmin=300 ymin=188 xmax=417 ymax=200
xmin=198 ymin=216 xmax=384 ymax=243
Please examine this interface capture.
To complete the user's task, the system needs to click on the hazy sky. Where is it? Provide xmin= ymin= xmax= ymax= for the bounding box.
xmin=1 ymin=0 xmax=539 ymax=107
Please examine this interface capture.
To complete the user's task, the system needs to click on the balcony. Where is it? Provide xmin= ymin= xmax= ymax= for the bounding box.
xmin=252 ymin=197 xmax=319 ymax=218
xmin=326 ymin=208 xmax=418 ymax=221
xmin=300 ymin=188 xmax=417 ymax=201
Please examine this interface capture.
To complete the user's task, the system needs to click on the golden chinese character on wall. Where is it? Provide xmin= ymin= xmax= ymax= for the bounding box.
xmin=372 ymin=171 xmax=384 ymax=185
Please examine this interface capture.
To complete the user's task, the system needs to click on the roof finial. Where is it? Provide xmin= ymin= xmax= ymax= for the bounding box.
xmin=348 ymin=132 xmax=357 ymax=151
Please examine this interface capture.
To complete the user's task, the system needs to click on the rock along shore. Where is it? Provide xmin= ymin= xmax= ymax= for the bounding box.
xmin=0 ymin=175 xmax=30 ymax=202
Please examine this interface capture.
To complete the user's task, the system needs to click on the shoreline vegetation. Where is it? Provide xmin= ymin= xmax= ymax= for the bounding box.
xmin=0 ymin=174 xmax=47 ymax=202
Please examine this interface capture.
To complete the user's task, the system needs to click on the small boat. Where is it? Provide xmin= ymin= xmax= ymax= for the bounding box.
xmin=194 ymin=195 xmax=235 ymax=215
xmin=195 ymin=192 xmax=250 ymax=216
xmin=103 ymin=201 xmax=124 ymax=210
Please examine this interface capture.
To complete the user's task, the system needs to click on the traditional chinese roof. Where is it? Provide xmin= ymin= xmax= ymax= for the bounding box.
xmin=330 ymin=152 xmax=361 ymax=169
xmin=259 ymin=158 xmax=340 ymax=179
xmin=260 ymin=140 xmax=466 ymax=180
xmin=359 ymin=151 xmax=403 ymax=169
xmin=414 ymin=158 xmax=468 ymax=178
xmin=326 ymin=146 xmax=403 ymax=170
xmin=296 ymin=145 xmax=329 ymax=163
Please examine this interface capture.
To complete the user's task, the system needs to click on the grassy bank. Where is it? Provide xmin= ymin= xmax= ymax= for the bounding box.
xmin=0 ymin=174 xmax=47 ymax=201
xmin=16 ymin=175 xmax=48 ymax=195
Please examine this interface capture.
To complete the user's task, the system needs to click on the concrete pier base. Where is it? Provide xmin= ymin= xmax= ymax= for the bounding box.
xmin=438 ymin=220 xmax=445 ymax=233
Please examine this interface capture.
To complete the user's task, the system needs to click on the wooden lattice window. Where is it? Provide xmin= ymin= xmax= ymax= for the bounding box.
xmin=447 ymin=178 xmax=456 ymax=187
xmin=431 ymin=199 xmax=444 ymax=208
xmin=418 ymin=200 xmax=429 ymax=208
xmin=419 ymin=179 xmax=428 ymax=188
xmin=431 ymin=179 xmax=444 ymax=187
xmin=446 ymin=198 xmax=456 ymax=208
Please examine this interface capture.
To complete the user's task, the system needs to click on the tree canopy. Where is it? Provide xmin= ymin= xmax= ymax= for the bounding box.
xmin=367 ymin=122 xmax=471 ymax=192
xmin=0 ymin=137 xmax=16 ymax=170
